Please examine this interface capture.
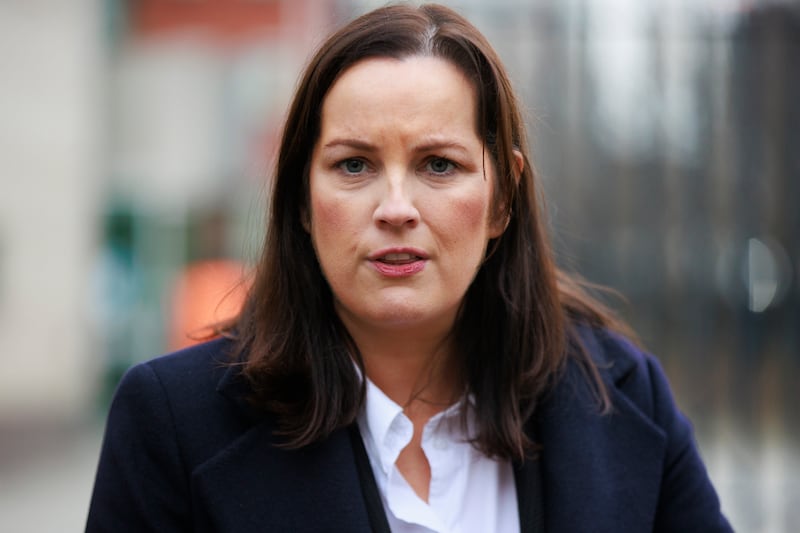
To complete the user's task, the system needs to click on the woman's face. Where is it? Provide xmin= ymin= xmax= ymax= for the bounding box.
xmin=307 ymin=56 xmax=504 ymax=335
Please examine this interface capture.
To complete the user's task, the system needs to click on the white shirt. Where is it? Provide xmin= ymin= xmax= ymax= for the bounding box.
xmin=357 ymin=378 xmax=520 ymax=533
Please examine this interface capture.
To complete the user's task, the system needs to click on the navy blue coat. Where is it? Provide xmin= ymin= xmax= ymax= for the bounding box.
xmin=86 ymin=329 xmax=732 ymax=532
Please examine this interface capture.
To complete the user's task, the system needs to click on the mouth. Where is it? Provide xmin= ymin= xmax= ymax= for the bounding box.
xmin=368 ymin=248 xmax=428 ymax=277
xmin=374 ymin=252 xmax=424 ymax=264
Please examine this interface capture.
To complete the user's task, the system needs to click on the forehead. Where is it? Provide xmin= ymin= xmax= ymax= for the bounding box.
xmin=318 ymin=56 xmax=479 ymax=137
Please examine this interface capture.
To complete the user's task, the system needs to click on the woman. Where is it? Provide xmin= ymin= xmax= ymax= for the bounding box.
xmin=87 ymin=4 xmax=732 ymax=532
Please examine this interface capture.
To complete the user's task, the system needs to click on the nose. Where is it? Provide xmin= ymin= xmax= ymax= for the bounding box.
xmin=372 ymin=171 xmax=419 ymax=228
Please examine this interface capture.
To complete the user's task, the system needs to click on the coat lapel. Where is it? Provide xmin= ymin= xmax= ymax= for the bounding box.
xmin=190 ymin=418 xmax=373 ymax=532
xmin=187 ymin=364 xmax=373 ymax=532
xmin=536 ymin=347 xmax=667 ymax=532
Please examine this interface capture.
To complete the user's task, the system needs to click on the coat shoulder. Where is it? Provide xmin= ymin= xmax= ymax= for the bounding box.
xmin=140 ymin=336 xmax=238 ymax=391
xmin=553 ymin=325 xmax=734 ymax=532
xmin=116 ymin=337 xmax=256 ymax=467
xmin=570 ymin=325 xmax=666 ymax=420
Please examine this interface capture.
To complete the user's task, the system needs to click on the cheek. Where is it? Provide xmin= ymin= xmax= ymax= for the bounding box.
xmin=309 ymin=177 xmax=363 ymax=235
xmin=309 ymin=193 xmax=361 ymax=273
xmin=311 ymin=196 xmax=350 ymax=237
xmin=436 ymin=192 xmax=493 ymax=238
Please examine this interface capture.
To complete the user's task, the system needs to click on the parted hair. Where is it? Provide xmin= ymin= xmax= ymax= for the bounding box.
xmin=229 ymin=2 xmax=624 ymax=461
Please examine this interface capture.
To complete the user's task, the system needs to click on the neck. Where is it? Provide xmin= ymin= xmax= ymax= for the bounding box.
xmin=340 ymin=315 xmax=462 ymax=411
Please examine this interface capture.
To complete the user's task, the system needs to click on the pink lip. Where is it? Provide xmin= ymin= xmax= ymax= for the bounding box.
xmin=368 ymin=247 xmax=428 ymax=278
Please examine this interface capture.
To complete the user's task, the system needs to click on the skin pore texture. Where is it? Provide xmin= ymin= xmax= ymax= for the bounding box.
xmin=307 ymin=56 xmax=506 ymax=502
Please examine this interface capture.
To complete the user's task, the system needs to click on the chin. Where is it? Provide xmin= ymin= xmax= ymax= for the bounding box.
xmin=365 ymin=308 xmax=429 ymax=328
xmin=335 ymin=292 xmax=460 ymax=332
xmin=364 ymin=300 xmax=461 ymax=332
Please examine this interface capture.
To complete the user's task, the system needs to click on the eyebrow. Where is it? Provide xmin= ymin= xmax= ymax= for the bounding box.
xmin=322 ymin=138 xmax=376 ymax=151
xmin=414 ymin=140 xmax=471 ymax=156
xmin=322 ymin=137 xmax=472 ymax=155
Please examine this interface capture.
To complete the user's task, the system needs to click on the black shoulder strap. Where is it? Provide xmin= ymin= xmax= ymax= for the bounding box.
xmin=515 ymin=414 xmax=545 ymax=532
xmin=349 ymin=424 xmax=392 ymax=533
xmin=514 ymin=453 xmax=545 ymax=532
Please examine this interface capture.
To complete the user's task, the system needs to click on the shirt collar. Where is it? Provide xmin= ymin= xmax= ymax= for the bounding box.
xmin=360 ymin=375 xmax=472 ymax=445
xmin=362 ymin=376 xmax=405 ymax=452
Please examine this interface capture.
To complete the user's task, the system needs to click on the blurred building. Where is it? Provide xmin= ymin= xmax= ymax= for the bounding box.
xmin=96 ymin=0 xmax=349 ymax=390
xmin=0 ymin=0 xmax=105 ymax=424
xmin=0 ymin=0 xmax=348 ymax=456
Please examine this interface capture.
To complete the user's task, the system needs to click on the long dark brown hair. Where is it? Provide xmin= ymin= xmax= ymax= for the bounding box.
xmin=228 ymin=3 xmax=628 ymax=461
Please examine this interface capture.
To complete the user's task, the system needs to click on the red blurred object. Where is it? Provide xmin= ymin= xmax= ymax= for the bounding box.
xmin=131 ymin=0 xmax=282 ymax=41
xmin=167 ymin=259 xmax=249 ymax=351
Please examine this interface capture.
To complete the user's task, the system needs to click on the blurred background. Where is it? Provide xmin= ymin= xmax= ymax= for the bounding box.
xmin=1 ymin=0 xmax=797 ymax=530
